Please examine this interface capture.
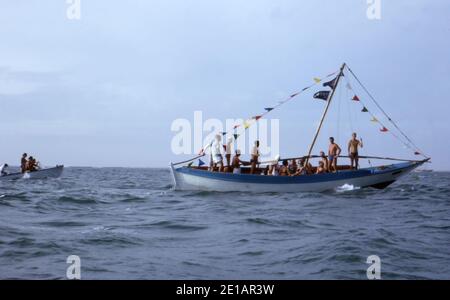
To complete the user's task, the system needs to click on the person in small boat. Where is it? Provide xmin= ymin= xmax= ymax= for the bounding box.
xmin=319 ymin=151 xmax=329 ymax=173
xmin=316 ymin=161 xmax=326 ymax=174
xmin=250 ymin=140 xmax=260 ymax=174
xmin=288 ymin=160 xmax=298 ymax=175
xmin=328 ymin=137 xmax=342 ymax=173
xmin=27 ymin=156 xmax=37 ymax=172
xmin=21 ymin=153 xmax=28 ymax=173
xmin=348 ymin=132 xmax=363 ymax=169
xmin=0 ymin=163 xmax=9 ymax=176
xmin=211 ymin=134 xmax=224 ymax=172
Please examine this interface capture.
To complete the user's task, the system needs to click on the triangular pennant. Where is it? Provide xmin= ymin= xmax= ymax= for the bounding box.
xmin=290 ymin=92 xmax=300 ymax=98
xmin=302 ymin=86 xmax=309 ymax=91
xmin=323 ymin=77 xmax=338 ymax=89
xmin=370 ymin=117 xmax=379 ymax=123
xmin=264 ymin=107 xmax=274 ymax=112
xmin=187 ymin=162 xmax=193 ymax=167
xmin=361 ymin=107 xmax=369 ymax=112
xmin=414 ymin=151 xmax=421 ymax=155
xmin=313 ymin=77 xmax=321 ymax=84
xmin=352 ymin=95 xmax=360 ymax=101
xmin=380 ymin=127 xmax=389 ymax=132
xmin=253 ymin=115 xmax=262 ymax=121
xmin=244 ymin=121 xmax=251 ymax=129
xmin=198 ymin=159 xmax=205 ymax=166
xmin=233 ymin=134 xmax=239 ymax=140
xmin=221 ymin=131 xmax=227 ymax=136
xmin=313 ymin=91 xmax=330 ymax=101
xmin=233 ymin=124 xmax=240 ymax=129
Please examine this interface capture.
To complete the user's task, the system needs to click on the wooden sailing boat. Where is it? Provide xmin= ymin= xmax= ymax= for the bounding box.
xmin=170 ymin=63 xmax=430 ymax=192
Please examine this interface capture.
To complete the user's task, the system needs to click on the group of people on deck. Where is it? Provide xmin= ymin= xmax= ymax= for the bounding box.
xmin=208 ymin=133 xmax=363 ymax=175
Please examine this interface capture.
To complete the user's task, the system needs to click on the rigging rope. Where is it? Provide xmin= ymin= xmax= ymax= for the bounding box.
xmin=346 ymin=65 xmax=428 ymax=158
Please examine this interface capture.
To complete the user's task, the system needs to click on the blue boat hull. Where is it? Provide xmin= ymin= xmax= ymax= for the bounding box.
xmin=170 ymin=161 xmax=424 ymax=192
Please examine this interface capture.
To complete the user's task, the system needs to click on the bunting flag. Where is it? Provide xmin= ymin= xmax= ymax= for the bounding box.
xmin=313 ymin=91 xmax=330 ymax=101
xmin=187 ymin=162 xmax=193 ymax=168
xmin=264 ymin=107 xmax=274 ymax=112
xmin=313 ymin=77 xmax=321 ymax=83
xmin=290 ymin=92 xmax=300 ymax=98
xmin=221 ymin=131 xmax=227 ymax=136
xmin=302 ymin=87 xmax=309 ymax=91
xmin=244 ymin=121 xmax=251 ymax=129
xmin=253 ymin=115 xmax=262 ymax=121
xmin=352 ymin=95 xmax=360 ymax=101
xmin=361 ymin=107 xmax=369 ymax=112
xmin=198 ymin=159 xmax=205 ymax=166
xmin=370 ymin=117 xmax=379 ymax=123
xmin=323 ymin=77 xmax=337 ymax=89
xmin=414 ymin=151 xmax=421 ymax=155
xmin=233 ymin=134 xmax=239 ymax=140
xmin=233 ymin=124 xmax=240 ymax=129
xmin=380 ymin=127 xmax=389 ymax=132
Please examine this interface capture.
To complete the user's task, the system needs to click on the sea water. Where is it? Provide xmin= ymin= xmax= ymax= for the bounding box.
xmin=0 ymin=168 xmax=449 ymax=279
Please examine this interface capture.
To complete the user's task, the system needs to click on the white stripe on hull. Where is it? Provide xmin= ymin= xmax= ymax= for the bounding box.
xmin=170 ymin=165 xmax=417 ymax=193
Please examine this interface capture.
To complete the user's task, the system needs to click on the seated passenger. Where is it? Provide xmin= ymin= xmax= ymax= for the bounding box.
xmin=27 ymin=156 xmax=37 ymax=172
xmin=319 ymin=151 xmax=329 ymax=173
xmin=316 ymin=161 xmax=326 ymax=174
xmin=288 ymin=160 xmax=298 ymax=175
xmin=279 ymin=160 xmax=289 ymax=176
xmin=231 ymin=150 xmax=247 ymax=174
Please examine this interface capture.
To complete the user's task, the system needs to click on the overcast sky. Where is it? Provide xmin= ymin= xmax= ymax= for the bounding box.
xmin=1 ymin=0 xmax=449 ymax=169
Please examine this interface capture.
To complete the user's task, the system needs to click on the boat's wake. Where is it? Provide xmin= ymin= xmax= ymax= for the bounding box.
xmin=335 ymin=184 xmax=361 ymax=193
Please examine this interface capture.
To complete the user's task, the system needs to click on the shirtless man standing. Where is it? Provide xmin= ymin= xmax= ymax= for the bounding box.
xmin=328 ymin=137 xmax=341 ymax=173
xmin=21 ymin=153 xmax=28 ymax=173
xmin=348 ymin=132 xmax=363 ymax=169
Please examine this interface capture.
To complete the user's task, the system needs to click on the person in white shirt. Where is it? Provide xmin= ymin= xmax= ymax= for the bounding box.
xmin=250 ymin=140 xmax=260 ymax=174
xmin=225 ymin=137 xmax=233 ymax=169
xmin=211 ymin=134 xmax=224 ymax=172
xmin=0 ymin=163 xmax=9 ymax=176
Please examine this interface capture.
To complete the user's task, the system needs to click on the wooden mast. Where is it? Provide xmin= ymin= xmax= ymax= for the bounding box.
xmin=304 ymin=63 xmax=346 ymax=166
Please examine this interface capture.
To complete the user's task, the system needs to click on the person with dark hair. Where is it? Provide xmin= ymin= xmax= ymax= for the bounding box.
xmin=250 ymin=140 xmax=260 ymax=174
xmin=21 ymin=153 xmax=28 ymax=173
xmin=0 ymin=163 xmax=9 ymax=176
xmin=316 ymin=161 xmax=326 ymax=174
xmin=348 ymin=132 xmax=363 ymax=169
xmin=279 ymin=160 xmax=289 ymax=176
xmin=27 ymin=156 xmax=37 ymax=172
xmin=328 ymin=137 xmax=341 ymax=173
xmin=319 ymin=151 xmax=329 ymax=173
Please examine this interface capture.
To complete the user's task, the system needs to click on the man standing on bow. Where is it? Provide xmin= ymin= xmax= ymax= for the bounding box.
xmin=348 ymin=132 xmax=363 ymax=169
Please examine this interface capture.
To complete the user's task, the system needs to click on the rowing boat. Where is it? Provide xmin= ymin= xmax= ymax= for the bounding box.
xmin=170 ymin=63 xmax=430 ymax=192
xmin=0 ymin=165 xmax=64 ymax=181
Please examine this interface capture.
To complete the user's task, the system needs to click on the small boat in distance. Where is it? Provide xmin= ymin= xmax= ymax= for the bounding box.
xmin=0 ymin=165 xmax=64 ymax=181
xmin=170 ymin=63 xmax=430 ymax=192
